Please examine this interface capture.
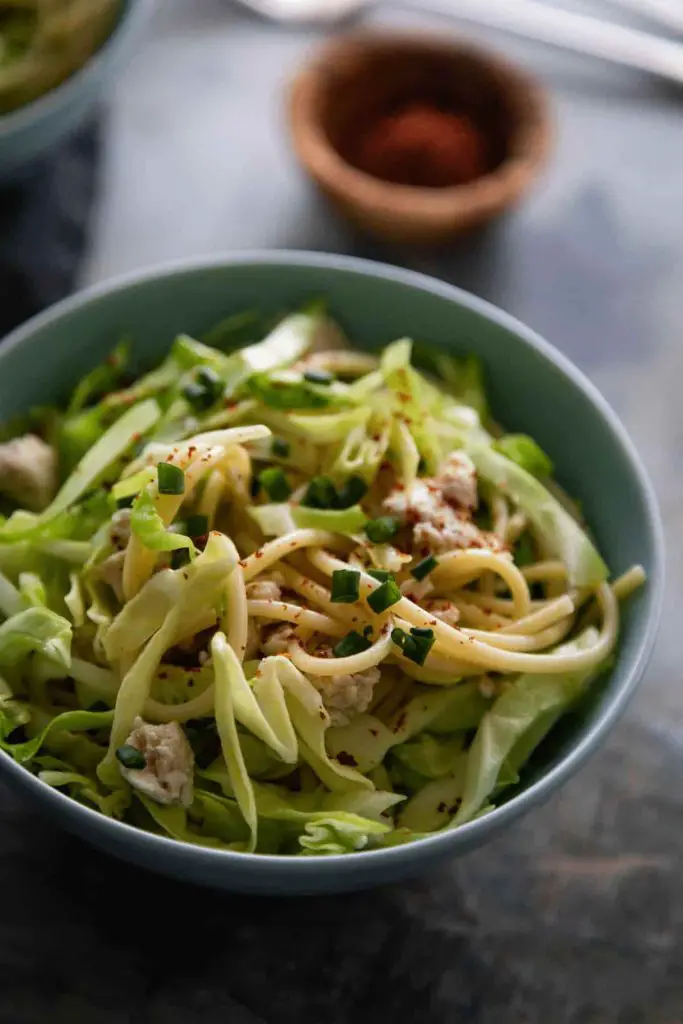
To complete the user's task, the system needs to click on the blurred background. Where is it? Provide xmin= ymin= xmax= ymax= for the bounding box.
xmin=1 ymin=1 xmax=682 ymax=1020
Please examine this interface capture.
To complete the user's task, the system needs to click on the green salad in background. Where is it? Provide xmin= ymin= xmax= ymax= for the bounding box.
xmin=0 ymin=305 xmax=645 ymax=856
xmin=0 ymin=0 xmax=120 ymax=114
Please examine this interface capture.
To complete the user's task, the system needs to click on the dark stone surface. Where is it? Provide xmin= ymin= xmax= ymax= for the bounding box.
xmin=1 ymin=720 xmax=680 ymax=1023
xmin=2 ymin=2 xmax=682 ymax=1021
xmin=0 ymin=119 xmax=102 ymax=338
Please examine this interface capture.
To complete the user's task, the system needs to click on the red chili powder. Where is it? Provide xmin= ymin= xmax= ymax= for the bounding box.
xmin=352 ymin=102 xmax=487 ymax=188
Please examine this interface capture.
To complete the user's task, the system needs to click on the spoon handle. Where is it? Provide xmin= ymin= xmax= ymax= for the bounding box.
xmin=408 ymin=0 xmax=683 ymax=85
xmin=601 ymin=0 xmax=683 ymax=35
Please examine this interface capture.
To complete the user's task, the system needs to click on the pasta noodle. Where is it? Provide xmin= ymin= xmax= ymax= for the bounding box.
xmin=0 ymin=308 xmax=648 ymax=856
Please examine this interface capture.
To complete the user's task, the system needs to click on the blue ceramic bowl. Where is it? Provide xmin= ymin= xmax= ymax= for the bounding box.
xmin=0 ymin=0 xmax=153 ymax=181
xmin=0 ymin=253 xmax=664 ymax=893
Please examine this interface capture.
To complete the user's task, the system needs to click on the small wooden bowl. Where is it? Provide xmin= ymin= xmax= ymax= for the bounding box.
xmin=288 ymin=32 xmax=551 ymax=245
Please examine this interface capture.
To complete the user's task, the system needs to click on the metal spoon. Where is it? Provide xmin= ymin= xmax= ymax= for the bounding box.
xmin=236 ymin=0 xmax=683 ymax=86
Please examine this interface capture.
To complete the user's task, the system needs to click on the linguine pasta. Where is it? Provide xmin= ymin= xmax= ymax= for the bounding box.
xmin=0 ymin=306 xmax=645 ymax=855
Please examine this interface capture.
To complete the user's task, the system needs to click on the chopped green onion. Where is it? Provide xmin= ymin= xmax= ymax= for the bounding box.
xmin=157 ymin=462 xmax=185 ymax=496
xmin=115 ymin=494 xmax=135 ymax=510
xmin=259 ymin=467 xmax=292 ymax=502
xmin=250 ymin=476 xmax=261 ymax=498
xmin=301 ymin=476 xmax=337 ymax=510
xmin=300 ymin=474 xmax=367 ymax=510
xmin=182 ymin=382 xmax=213 ymax=412
xmin=367 ymin=577 xmax=402 ymax=614
xmin=333 ymin=631 xmax=372 ymax=658
xmin=183 ymin=367 xmax=223 ymax=411
xmin=196 ymin=366 xmax=223 ymax=394
xmin=368 ymin=569 xmax=393 ymax=583
xmin=362 ymin=625 xmax=373 ymax=639
xmin=271 ymin=437 xmax=291 ymax=458
xmin=391 ymin=627 xmax=408 ymax=647
xmin=411 ymin=554 xmax=438 ymax=581
xmin=331 ymin=569 xmax=361 ymax=603
xmin=303 ymin=369 xmax=334 ymax=385
xmin=186 ymin=514 xmax=209 ymax=537
xmin=171 ymin=549 xmax=192 ymax=570
xmin=115 ymin=744 xmax=146 ymax=770
xmin=365 ymin=516 xmax=400 ymax=544
xmin=336 ymin=475 xmax=368 ymax=508
xmin=391 ymin=626 xmax=435 ymax=666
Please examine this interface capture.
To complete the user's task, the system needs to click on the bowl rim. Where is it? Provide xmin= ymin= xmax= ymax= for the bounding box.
xmin=288 ymin=30 xmax=551 ymax=218
xmin=0 ymin=250 xmax=665 ymax=878
xmin=0 ymin=0 xmax=155 ymax=139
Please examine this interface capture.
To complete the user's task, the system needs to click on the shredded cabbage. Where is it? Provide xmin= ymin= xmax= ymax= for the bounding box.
xmin=0 ymin=306 xmax=642 ymax=858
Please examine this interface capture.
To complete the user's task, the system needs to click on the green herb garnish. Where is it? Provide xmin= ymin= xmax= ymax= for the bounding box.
xmin=157 ymin=462 xmax=185 ymax=496
xmin=365 ymin=516 xmax=400 ymax=544
xmin=115 ymin=745 xmax=146 ymax=770
xmin=368 ymin=569 xmax=393 ymax=583
xmin=391 ymin=626 xmax=435 ymax=666
xmin=333 ymin=631 xmax=373 ymax=657
xmin=367 ymin=577 xmax=402 ymax=614
xmin=301 ymin=476 xmax=337 ymax=510
xmin=331 ymin=569 xmax=361 ymax=604
xmin=410 ymin=554 xmax=438 ymax=581
xmin=271 ymin=437 xmax=291 ymax=458
xmin=259 ymin=467 xmax=292 ymax=502
xmin=336 ymin=475 xmax=368 ymax=508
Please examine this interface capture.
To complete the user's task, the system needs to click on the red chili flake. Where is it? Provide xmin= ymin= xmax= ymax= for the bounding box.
xmin=224 ymin=400 xmax=238 ymax=410
xmin=255 ymin=551 xmax=263 ymax=559
xmin=319 ymin=710 xmax=326 ymax=720
xmin=238 ymin=560 xmax=246 ymax=568
xmin=429 ymin=619 xmax=438 ymax=626
xmin=131 ymin=432 xmax=141 ymax=443
xmin=397 ymin=392 xmax=411 ymax=403
xmin=336 ymin=751 xmax=358 ymax=767
xmin=437 ymin=801 xmax=447 ymax=813
xmin=393 ymin=711 xmax=407 ymax=733
xmin=158 ymin=671 xmax=168 ymax=680
xmin=369 ymin=728 xmax=379 ymax=737
xmin=187 ymin=446 xmax=196 ymax=457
